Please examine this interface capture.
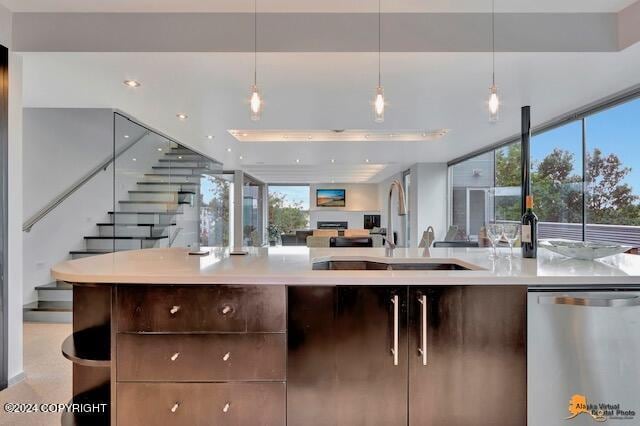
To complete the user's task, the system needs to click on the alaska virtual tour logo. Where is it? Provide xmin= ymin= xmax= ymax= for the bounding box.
xmin=566 ymin=394 xmax=637 ymax=422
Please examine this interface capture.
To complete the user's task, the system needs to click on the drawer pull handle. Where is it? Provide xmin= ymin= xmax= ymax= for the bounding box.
xmin=222 ymin=352 xmax=231 ymax=361
xmin=170 ymin=352 xmax=180 ymax=361
xmin=223 ymin=402 xmax=230 ymax=413
xmin=171 ymin=403 xmax=179 ymax=413
xmin=222 ymin=305 xmax=232 ymax=315
xmin=170 ymin=305 xmax=180 ymax=315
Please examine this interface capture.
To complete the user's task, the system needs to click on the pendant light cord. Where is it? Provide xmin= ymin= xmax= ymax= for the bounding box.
xmin=254 ymin=0 xmax=258 ymax=86
xmin=491 ymin=0 xmax=495 ymax=86
xmin=378 ymin=0 xmax=382 ymax=87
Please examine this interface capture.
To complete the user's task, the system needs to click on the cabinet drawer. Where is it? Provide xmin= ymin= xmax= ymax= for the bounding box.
xmin=117 ymin=382 xmax=285 ymax=426
xmin=117 ymin=286 xmax=285 ymax=332
xmin=117 ymin=333 xmax=286 ymax=381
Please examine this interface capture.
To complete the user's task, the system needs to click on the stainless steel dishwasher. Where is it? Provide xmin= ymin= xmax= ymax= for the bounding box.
xmin=528 ymin=288 xmax=640 ymax=425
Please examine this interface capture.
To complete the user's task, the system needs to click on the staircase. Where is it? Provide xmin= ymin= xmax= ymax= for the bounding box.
xmin=24 ymin=145 xmax=221 ymax=323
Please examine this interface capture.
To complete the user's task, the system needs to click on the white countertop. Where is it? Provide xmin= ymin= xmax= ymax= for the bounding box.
xmin=51 ymin=246 xmax=640 ymax=287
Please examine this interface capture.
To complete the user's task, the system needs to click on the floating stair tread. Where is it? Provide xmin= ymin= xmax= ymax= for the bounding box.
xmin=151 ymin=166 xmax=208 ymax=170
xmin=83 ymin=235 xmax=168 ymax=240
xmin=68 ymin=249 xmax=118 ymax=255
xmin=24 ymin=300 xmax=72 ymax=312
xmin=35 ymin=281 xmax=73 ymax=291
xmin=143 ymin=173 xmax=203 ymax=177
xmin=158 ymin=158 xmax=210 ymax=163
xmin=128 ymin=190 xmax=195 ymax=194
xmin=96 ymin=223 xmax=177 ymax=227
xmin=108 ymin=211 xmax=183 ymax=215
xmin=61 ymin=329 xmax=110 ymax=367
xmin=136 ymin=181 xmax=198 ymax=185
xmin=119 ymin=200 xmax=189 ymax=205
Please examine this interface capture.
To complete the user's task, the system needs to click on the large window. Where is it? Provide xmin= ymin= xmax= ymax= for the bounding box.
xmin=268 ymin=185 xmax=310 ymax=237
xmin=200 ymin=175 xmax=232 ymax=247
xmin=531 ymin=121 xmax=583 ymax=240
xmin=448 ymin=95 xmax=640 ymax=247
xmin=449 ymin=143 xmax=521 ymax=240
xmin=585 ymin=98 xmax=640 ymax=245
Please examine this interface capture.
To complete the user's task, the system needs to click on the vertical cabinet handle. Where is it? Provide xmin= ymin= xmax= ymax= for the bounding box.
xmin=418 ymin=295 xmax=427 ymax=366
xmin=391 ymin=295 xmax=399 ymax=366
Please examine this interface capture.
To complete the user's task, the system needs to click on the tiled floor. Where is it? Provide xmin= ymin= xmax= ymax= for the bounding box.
xmin=0 ymin=323 xmax=72 ymax=426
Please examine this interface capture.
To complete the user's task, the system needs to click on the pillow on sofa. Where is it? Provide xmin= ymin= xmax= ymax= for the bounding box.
xmin=344 ymin=229 xmax=370 ymax=237
xmin=313 ymin=229 xmax=339 ymax=237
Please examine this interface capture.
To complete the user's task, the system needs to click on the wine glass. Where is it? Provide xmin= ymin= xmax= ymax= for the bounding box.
xmin=502 ymin=223 xmax=520 ymax=259
xmin=485 ymin=223 xmax=504 ymax=258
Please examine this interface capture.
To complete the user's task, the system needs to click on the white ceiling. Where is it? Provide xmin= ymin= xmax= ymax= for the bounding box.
xmin=1 ymin=0 xmax=636 ymax=13
xmin=21 ymin=46 xmax=640 ymax=183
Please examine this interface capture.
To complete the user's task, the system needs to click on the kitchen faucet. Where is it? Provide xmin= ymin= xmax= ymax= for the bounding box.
xmin=386 ymin=180 xmax=407 ymax=256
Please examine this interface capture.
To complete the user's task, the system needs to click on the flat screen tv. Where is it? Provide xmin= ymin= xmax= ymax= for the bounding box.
xmin=316 ymin=189 xmax=346 ymax=207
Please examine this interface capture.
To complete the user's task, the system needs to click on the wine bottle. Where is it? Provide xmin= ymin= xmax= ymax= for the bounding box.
xmin=521 ymin=195 xmax=538 ymax=258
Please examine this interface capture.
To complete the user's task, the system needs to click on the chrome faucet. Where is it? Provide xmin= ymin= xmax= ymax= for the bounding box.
xmin=386 ymin=180 xmax=407 ymax=256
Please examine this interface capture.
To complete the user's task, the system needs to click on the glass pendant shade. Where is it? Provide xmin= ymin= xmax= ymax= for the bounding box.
xmin=488 ymin=84 xmax=500 ymax=122
xmin=374 ymin=86 xmax=385 ymax=123
xmin=250 ymin=85 xmax=262 ymax=121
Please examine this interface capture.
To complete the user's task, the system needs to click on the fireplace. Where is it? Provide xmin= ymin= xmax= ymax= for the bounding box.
xmin=317 ymin=221 xmax=348 ymax=230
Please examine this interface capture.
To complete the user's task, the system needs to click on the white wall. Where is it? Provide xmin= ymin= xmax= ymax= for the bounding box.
xmin=378 ymin=163 xmax=448 ymax=248
xmin=378 ymin=172 xmax=406 ymax=245
xmin=2 ymin=3 xmax=25 ymax=385
xmin=309 ymin=183 xmax=379 ymax=229
xmin=22 ymin=109 xmax=114 ymax=303
xmin=412 ymin=163 xmax=448 ymax=246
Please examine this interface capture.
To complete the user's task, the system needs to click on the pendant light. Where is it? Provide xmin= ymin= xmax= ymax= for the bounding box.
xmin=373 ymin=0 xmax=385 ymax=122
xmin=250 ymin=0 xmax=262 ymax=121
xmin=488 ymin=0 xmax=500 ymax=122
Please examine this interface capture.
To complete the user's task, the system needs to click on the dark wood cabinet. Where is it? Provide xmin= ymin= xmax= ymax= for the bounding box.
xmin=288 ymin=285 xmax=526 ymax=426
xmin=117 ymin=285 xmax=285 ymax=333
xmin=117 ymin=333 xmax=286 ymax=382
xmin=117 ymin=382 xmax=285 ymax=426
xmin=407 ymin=286 xmax=527 ymax=426
xmin=288 ymin=286 xmax=408 ymax=426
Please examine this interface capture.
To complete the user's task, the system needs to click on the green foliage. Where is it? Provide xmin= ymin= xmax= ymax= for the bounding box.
xmin=494 ymin=143 xmax=640 ymax=225
xmin=268 ymin=192 xmax=309 ymax=234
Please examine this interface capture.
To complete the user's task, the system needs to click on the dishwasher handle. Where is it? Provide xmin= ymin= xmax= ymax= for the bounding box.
xmin=538 ymin=294 xmax=640 ymax=307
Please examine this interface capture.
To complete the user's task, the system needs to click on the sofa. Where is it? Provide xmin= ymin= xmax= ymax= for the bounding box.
xmin=306 ymin=229 xmax=383 ymax=248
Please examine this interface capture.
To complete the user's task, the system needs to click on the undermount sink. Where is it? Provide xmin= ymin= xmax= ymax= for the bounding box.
xmin=312 ymin=257 xmax=482 ymax=271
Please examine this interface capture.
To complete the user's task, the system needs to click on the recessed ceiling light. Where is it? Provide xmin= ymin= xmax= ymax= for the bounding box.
xmin=123 ymin=80 xmax=141 ymax=88
xmin=132 ymin=158 xmax=137 ymax=161
xmin=176 ymin=113 xmax=188 ymax=120
xmin=239 ymin=155 xmax=244 ymax=160
xmin=207 ymin=135 xmax=214 ymax=140
xmin=296 ymin=159 xmax=300 ymax=163
xmin=389 ymin=133 xmax=395 ymax=138
xmin=331 ymin=159 xmax=335 ymax=163
xmin=124 ymin=135 xmax=130 ymax=139
xmin=157 ymin=148 xmax=162 ymax=152
xmin=422 ymin=133 xmax=427 ymax=137
xmin=227 ymin=148 xmax=232 ymax=152
xmin=178 ymin=156 xmax=182 ymax=159
xmin=365 ymin=159 xmax=370 ymax=163
xmin=283 ymin=135 xmax=288 ymax=139
xmin=241 ymin=133 xmax=248 ymax=137
xmin=365 ymin=135 xmax=370 ymax=139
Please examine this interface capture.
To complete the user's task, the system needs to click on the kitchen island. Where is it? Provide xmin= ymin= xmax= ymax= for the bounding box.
xmin=52 ymin=247 xmax=640 ymax=426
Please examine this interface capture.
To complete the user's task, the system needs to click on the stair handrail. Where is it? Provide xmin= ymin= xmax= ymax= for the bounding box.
xmin=22 ymin=130 xmax=151 ymax=232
